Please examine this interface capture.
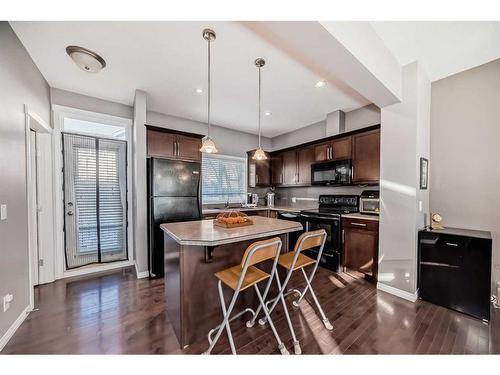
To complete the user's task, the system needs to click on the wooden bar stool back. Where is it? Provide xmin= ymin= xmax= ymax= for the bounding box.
xmin=204 ymin=237 xmax=289 ymax=355
xmin=249 ymin=229 xmax=331 ymax=355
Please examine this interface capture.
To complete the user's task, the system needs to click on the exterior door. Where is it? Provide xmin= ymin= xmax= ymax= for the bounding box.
xmin=62 ymin=133 xmax=128 ymax=269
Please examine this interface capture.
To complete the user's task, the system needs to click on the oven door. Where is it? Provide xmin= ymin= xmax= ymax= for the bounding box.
xmin=300 ymin=214 xmax=342 ymax=272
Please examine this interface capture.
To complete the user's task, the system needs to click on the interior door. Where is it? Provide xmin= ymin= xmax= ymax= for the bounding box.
xmin=63 ymin=133 xmax=128 ymax=269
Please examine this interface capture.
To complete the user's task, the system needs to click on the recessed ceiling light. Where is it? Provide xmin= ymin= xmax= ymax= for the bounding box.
xmin=66 ymin=45 xmax=106 ymax=73
xmin=195 ymin=88 xmax=203 ymax=94
xmin=315 ymin=80 xmax=327 ymax=88
xmin=264 ymin=111 xmax=272 ymax=116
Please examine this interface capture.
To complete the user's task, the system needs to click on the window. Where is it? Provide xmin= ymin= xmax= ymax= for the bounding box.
xmin=202 ymin=154 xmax=247 ymax=204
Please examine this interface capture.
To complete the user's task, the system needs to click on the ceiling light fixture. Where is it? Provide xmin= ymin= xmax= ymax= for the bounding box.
xmin=264 ymin=111 xmax=272 ymax=116
xmin=66 ymin=45 xmax=106 ymax=73
xmin=315 ymin=80 xmax=327 ymax=88
xmin=252 ymin=58 xmax=267 ymax=161
xmin=199 ymin=29 xmax=218 ymax=154
xmin=195 ymin=88 xmax=203 ymax=94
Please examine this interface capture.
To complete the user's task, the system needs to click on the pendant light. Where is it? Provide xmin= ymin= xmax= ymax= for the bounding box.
xmin=199 ymin=28 xmax=218 ymax=154
xmin=252 ymin=58 xmax=267 ymax=161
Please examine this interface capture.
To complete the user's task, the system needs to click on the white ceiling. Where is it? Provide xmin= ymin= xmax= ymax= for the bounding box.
xmin=371 ymin=21 xmax=500 ymax=82
xmin=10 ymin=21 xmax=370 ymax=138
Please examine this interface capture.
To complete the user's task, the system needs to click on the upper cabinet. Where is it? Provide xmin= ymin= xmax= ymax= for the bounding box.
xmin=271 ymin=154 xmax=284 ymax=186
xmin=247 ymin=150 xmax=271 ymax=187
xmin=247 ymin=125 xmax=380 ymax=188
xmin=147 ymin=127 xmax=202 ymax=161
xmin=270 ymin=146 xmax=314 ymax=187
xmin=314 ymin=136 xmax=352 ymax=162
xmin=352 ymin=129 xmax=380 ymax=185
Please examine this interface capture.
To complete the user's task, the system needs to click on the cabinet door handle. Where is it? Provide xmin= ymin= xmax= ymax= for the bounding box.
xmin=328 ymin=146 xmax=331 ymax=160
xmin=176 ymin=142 xmax=180 ymax=156
xmin=350 ymin=222 xmax=367 ymax=227
xmin=256 ymin=174 xmax=259 ymax=184
xmin=342 ymin=229 xmax=345 ymax=244
xmin=446 ymin=242 xmax=459 ymax=247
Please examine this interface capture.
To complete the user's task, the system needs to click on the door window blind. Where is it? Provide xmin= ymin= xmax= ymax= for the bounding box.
xmin=63 ymin=133 xmax=127 ymax=269
xmin=202 ymin=154 xmax=246 ymax=204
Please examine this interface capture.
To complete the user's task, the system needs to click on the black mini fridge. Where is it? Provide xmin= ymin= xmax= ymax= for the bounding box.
xmin=418 ymin=227 xmax=492 ymax=321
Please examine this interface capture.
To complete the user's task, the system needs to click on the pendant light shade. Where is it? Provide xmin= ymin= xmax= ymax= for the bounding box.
xmin=252 ymin=58 xmax=267 ymax=161
xmin=200 ymin=136 xmax=218 ymax=153
xmin=200 ymin=28 xmax=218 ymax=154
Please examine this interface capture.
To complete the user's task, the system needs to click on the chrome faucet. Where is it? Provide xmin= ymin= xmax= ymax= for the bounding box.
xmin=224 ymin=199 xmax=230 ymax=209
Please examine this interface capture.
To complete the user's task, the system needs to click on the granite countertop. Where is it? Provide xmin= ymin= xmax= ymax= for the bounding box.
xmin=202 ymin=205 xmax=316 ymax=215
xmin=161 ymin=216 xmax=303 ymax=246
xmin=342 ymin=213 xmax=380 ymax=222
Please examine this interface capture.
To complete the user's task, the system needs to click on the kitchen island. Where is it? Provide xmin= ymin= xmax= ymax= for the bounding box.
xmin=160 ymin=216 xmax=303 ymax=348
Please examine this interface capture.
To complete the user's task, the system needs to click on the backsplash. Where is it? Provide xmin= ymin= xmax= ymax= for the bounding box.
xmin=275 ymin=185 xmax=377 ymax=207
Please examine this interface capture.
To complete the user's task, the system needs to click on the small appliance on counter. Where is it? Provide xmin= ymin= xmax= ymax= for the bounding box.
xmin=359 ymin=190 xmax=380 ymax=215
xmin=266 ymin=192 xmax=275 ymax=208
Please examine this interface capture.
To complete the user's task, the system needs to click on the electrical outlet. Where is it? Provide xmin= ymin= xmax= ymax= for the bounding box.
xmin=3 ymin=293 xmax=13 ymax=312
xmin=0 ymin=204 xmax=7 ymax=220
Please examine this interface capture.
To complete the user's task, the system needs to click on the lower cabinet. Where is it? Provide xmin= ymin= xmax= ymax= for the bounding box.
xmin=342 ymin=217 xmax=379 ymax=280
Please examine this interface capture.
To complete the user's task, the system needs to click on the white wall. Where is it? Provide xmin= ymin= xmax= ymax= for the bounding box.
xmin=345 ymin=103 xmax=380 ymax=132
xmin=132 ymin=91 xmax=148 ymax=275
xmin=0 ymin=22 xmax=50 ymax=346
xmin=430 ymin=59 xmax=500 ymax=288
xmin=379 ymin=62 xmax=431 ymax=297
xmin=147 ymin=110 xmax=272 ymax=158
xmin=270 ymin=104 xmax=380 ymax=150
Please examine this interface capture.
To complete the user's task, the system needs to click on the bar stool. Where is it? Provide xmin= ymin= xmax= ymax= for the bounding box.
xmin=204 ymin=237 xmax=289 ymax=355
xmin=247 ymin=229 xmax=332 ymax=355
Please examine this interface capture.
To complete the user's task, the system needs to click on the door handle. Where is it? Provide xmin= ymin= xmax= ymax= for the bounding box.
xmin=350 ymin=222 xmax=367 ymax=227
xmin=342 ymin=229 xmax=345 ymax=244
xmin=446 ymin=242 xmax=459 ymax=247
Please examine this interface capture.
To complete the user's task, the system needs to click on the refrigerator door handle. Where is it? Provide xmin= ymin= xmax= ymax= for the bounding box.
xmin=197 ymin=169 xmax=202 ymax=220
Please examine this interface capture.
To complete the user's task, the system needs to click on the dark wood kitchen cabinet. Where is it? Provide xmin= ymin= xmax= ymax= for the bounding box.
xmin=176 ymin=134 xmax=202 ymax=161
xmin=271 ymin=154 xmax=283 ymax=186
xmin=314 ymin=136 xmax=352 ymax=162
xmin=296 ymin=146 xmax=314 ymax=185
xmin=272 ymin=146 xmax=314 ymax=187
xmin=352 ymin=129 xmax=380 ymax=184
xmin=282 ymin=150 xmax=298 ymax=185
xmin=147 ymin=127 xmax=202 ymax=161
xmin=342 ymin=217 xmax=379 ymax=280
xmin=247 ymin=150 xmax=270 ymax=187
xmin=147 ymin=129 xmax=176 ymax=159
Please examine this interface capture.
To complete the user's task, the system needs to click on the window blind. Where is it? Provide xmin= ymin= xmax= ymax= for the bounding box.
xmin=202 ymin=154 xmax=246 ymax=204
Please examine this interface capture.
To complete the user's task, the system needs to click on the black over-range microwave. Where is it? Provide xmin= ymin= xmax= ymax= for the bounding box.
xmin=311 ymin=159 xmax=352 ymax=186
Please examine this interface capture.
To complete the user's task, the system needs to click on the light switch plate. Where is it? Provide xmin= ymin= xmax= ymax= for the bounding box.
xmin=0 ymin=204 xmax=7 ymax=220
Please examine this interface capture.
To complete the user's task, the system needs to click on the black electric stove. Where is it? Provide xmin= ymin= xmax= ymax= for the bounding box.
xmin=299 ymin=195 xmax=359 ymax=272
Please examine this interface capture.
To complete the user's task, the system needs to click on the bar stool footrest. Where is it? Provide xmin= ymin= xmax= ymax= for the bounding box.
xmin=208 ymin=308 xmax=256 ymax=344
xmin=293 ymin=340 xmax=302 ymax=355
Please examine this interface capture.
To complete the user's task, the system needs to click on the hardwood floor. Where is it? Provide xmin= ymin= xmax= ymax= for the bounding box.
xmin=2 ymin=266 xmax=499 ymax=354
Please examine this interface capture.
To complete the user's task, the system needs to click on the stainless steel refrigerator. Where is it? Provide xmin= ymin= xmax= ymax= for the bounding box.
xmin=147 ymin=157 xmax=202 ymax=277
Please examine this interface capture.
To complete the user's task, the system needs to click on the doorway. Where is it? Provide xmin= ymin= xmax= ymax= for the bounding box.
xmin=62 ymin=133 xmax=128 ymax=269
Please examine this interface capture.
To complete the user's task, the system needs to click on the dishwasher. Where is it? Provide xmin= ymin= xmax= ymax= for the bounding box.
xmin=277 ymin=211 xmax=303 ymax=251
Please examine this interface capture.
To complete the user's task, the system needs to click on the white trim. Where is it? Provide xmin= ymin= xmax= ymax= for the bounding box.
xmin=377 ymin=282 xmax=418 ymax=302
xmin=0 ymin=306 xmax=30 ymax=352
xmin=52 ymin=106 xmax=134 ymax=280
xmin=61 ymin=260 xmax=134 ymax=279
xmin=135 ymin=262 xmax=150 ymax=279
xmin=25 ymin=104 xmax=52 ymax=134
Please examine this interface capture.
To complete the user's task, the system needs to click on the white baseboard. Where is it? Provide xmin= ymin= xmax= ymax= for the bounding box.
xmin=135 ymin=262 xmax=149 ymax=279
xmin=0 ymin=305 xmax=30 ymax=352
xmin=377 ymin=282 xmax=418 ymax=302
xmin=62 ymin=260 xmax=134 ymax=279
